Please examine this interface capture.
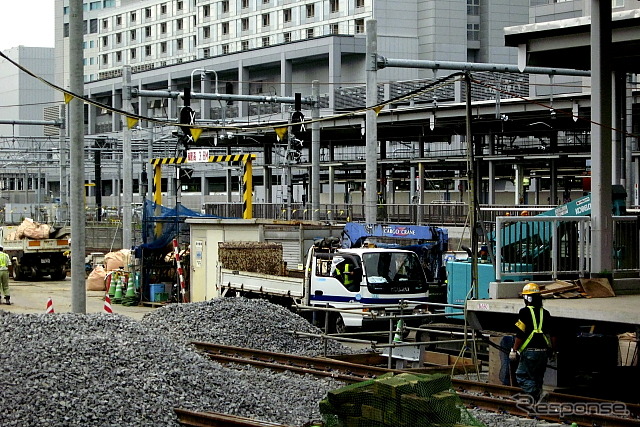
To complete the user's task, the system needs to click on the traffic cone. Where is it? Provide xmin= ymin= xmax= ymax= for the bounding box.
xmin=124 ymin=275 xmax=136 ymax=298
xmin=108 ymin=273 xmax=117 ymax=298
xmin=113 ymin=279 xmax=123 ymax=304
xmin=393 ymin=319 xmax=404 ymax=343
xmin=103 ymin=293 xmax=113 ymax=313
xmin=46 ymin=297 xmax=55 ymax=314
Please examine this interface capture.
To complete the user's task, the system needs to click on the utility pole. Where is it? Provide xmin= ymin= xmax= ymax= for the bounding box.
xmin=311 ymin=80 xmax=320 ymax=221
xmin=69 ymin=0 xmax=86 ymax=313
xmin=58 ymin=106 xmax=68 ymax=225
xmin=365 ymin=20 xmax=378 ymax=225
xmin=122 ymin=66 xmax=133 ymax=251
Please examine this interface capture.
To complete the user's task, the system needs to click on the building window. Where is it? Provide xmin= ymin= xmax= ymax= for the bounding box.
xmin=222 ymin=22 xmax=229 ymax=35
xmin=306 ymin=28 xmax=314 ymax=38
xmin=102 ymin=36 xmax=108 ymax=47
xmin=467 ymin=0 xmax=479 ymax=15
xmin=161 ymin=22 xmax=167 ymax=34
xmin=330 ymin=23 xmax=338 ymax=34
xmin=161 ymin=3 xmax=167 ymax=14
xmin=130 ymin=48 xmax=137 ymax=59
xmin=242 ymin=0 xmax=249 ymax=8
xmin=355 ymin=18 xmax=364 ymax=33
xmin=203 ymin=4 xmax=210 ymax=17
xmin=203 ymin=26 xmax=211 ymax=38
xmin=203 ymin=48 xmax=210 ymax=58
xmin=222 ymin=0 xmax=230 ymax=13
xmin=306 ymin=4 xmax=315 ymax=18
xmin=116 ymin=32 xmax=122 ymax=43
xmin=467 ymin=23 xmax=479 ymax=41
xmin=241 ymin=18 xmax=249 ymax=31
xmin=102 ymin=18 xmax=109 ymax=29
xmin=130 ymin=29 xmax=136 ymax=40
xmin=145 ymin=7 xmax=152 ymax=18
xmin=222 ymin=43 xmax=230 ymax=54
xmin=161 ymin=41 xmax=167 ymax=53
xmin=116 ymin=14 xmax=122 ymax=25
xmin=263 ymin=0 xmax=269 ymax=3
xmin=262 ymin=13 xmax=270 ymax=27
xmin=612 ymin=0 xmax=624 ymax=7
xmin=130 ymin=11 xmax=136 ymax=22
xmin=283 ymin=8 xmax=292 ymax=23
xmin=330 ymin=0 xmax=339 ymax=13
xmin=177 ymin=38 xmax=184 ymax=50
xmin=178 ymin=18 xmax=184 ymax=30
xmin=177 ymin=1 xmax=183 ymax=11
xmin=116 ymin=51 xmax=122 ymax=62
xmin=262 ymin=36 xmax=270 ymax=47
xmin=90 ymin=19 xmax=98 ymax=33
xmin=356 ymin=0 xmax=364 ymax=8
xmin=284 ymin=32 xmax=292 ymax=42
xmin=145 ymin=45 xmax=152 ymax=56
xmin=102 ymin=54 xmax=108 ymax=65
xmin=145 ymin=26 xmax=152 ymax=37
xmin=241 ymin=40 xmax=249 ymax=50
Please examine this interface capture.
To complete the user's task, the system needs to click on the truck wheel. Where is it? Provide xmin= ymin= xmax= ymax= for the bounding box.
xmin=51 ymin=268 xmax=67 ymax=281
xmin=331 ymin=313 xmax=347 ymax=335
xmin=12 ymin=266 xmax=26 ymax=281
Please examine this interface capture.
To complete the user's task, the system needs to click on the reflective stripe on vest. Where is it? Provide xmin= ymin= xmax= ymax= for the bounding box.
xmin=343 ymin=263 xmax=353 ymax=285
xmin=520 ymin=306 xmax=551 ymax=352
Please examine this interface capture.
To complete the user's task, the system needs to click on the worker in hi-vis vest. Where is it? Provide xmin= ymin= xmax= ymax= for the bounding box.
xmin=509 ymin=283 xmax=557 ymax=402
xmin=334 ymin=258 xmax=358 ymax=292
xmin=0 ymin=246 xmax=12 ymax=305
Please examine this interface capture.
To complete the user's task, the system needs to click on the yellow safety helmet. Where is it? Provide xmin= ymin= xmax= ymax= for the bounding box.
xmin=521 ymin=283 xmax=540 ymax=295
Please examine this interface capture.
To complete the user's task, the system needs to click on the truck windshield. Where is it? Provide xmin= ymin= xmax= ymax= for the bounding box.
xmin=362 ymin=251 xmax=426 ymax=294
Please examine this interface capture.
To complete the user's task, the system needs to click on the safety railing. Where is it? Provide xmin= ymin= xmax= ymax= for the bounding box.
xmin=495 ymin=215 xmax=640 ymax=280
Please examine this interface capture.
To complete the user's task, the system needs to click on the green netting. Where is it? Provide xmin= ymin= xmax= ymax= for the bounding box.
xmin=320 ymin=373 xmax=486 ymax=427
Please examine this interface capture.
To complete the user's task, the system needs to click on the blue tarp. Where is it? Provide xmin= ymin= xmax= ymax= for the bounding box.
xmin=137 ymin=199 xmax=226 ymax=253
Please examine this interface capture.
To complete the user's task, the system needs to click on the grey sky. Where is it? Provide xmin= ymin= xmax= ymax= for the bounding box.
xmin=0 ymin=1 xmax=55 ymax=52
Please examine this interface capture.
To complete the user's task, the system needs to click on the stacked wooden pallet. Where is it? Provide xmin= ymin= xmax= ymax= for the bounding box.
xmin=320 ymin=372 xmax=477 ymax=426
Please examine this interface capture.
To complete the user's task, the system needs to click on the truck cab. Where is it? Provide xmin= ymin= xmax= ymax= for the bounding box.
xmin=307 ymin=247 xmax=430 ymax=333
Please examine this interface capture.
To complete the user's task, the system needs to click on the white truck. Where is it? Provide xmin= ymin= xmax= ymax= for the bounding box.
xmin=0 ymin=225 xmax=70 ymax=280
xmin=219 ymin=241 xmax=431 ymax=333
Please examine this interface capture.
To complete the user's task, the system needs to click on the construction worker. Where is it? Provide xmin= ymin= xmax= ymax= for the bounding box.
xmin=509 ymin=283 xmax=557 ymax=401
xmin=334 ymin=258 xmax=358 ymax=292
xmin=0 ymin=246 xmax=11 ymax=305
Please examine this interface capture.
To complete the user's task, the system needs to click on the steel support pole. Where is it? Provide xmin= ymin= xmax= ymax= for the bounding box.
xmin=465 ymin=73 xmax=478 ymax=300
xmin=58 ymin=107 xmax=68 ymax=225
xmin=365 ymin=20 xmax=378 ymax=225
xmin=69 ymin=0 xmax=86 ymax=313
xmin=311 ymin=80 xmax=321 ymax=221
xmin=122 ymin=66 xmax=133 ymax=251
xmin=590 ymin=0 xmax=613 ymax=275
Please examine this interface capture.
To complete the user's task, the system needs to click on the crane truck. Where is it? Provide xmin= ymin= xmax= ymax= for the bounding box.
xmin=218 ymin=223 xmax=449 ymax=333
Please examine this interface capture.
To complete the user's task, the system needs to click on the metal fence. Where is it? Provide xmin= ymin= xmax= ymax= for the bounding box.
xmin=495 ymin=215 xmax=640 ymax=280
xmin=204 ymin=202 xmax=469 ymax=226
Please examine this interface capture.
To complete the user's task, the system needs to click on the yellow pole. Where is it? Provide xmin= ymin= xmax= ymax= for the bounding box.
xmin=243 ymin=158 xmax=253 ymax=219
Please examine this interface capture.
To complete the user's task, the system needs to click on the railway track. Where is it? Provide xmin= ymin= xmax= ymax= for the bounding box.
xmin=180 ymin=342 xmax=640 ymax=427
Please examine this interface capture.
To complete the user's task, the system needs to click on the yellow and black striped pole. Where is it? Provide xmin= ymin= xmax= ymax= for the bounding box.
xmin=150 ymin=153 xmax=256 ymax=219
xmin=243 ymin=158 xmax=253 ymax=219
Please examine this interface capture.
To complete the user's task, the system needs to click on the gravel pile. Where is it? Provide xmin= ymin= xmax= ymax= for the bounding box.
xmin=141 ymin=297 xmax=356 ymax=356
xmin=0 ymin=310 xmax=344 ymax=426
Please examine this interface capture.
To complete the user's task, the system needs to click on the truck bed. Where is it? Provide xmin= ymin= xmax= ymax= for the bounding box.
xmin=219 ymin=268 xmax=304 ymax=298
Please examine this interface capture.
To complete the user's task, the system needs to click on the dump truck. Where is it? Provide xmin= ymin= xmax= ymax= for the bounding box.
xmin=0 ymin=223 xmax=70 ymax=280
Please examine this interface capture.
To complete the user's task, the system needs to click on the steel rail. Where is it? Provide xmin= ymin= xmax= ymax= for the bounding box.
xmin=174 ymin=408 xmax=294 ymax=427
xmin=189 ymin=342 xmax=640 ymax=426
